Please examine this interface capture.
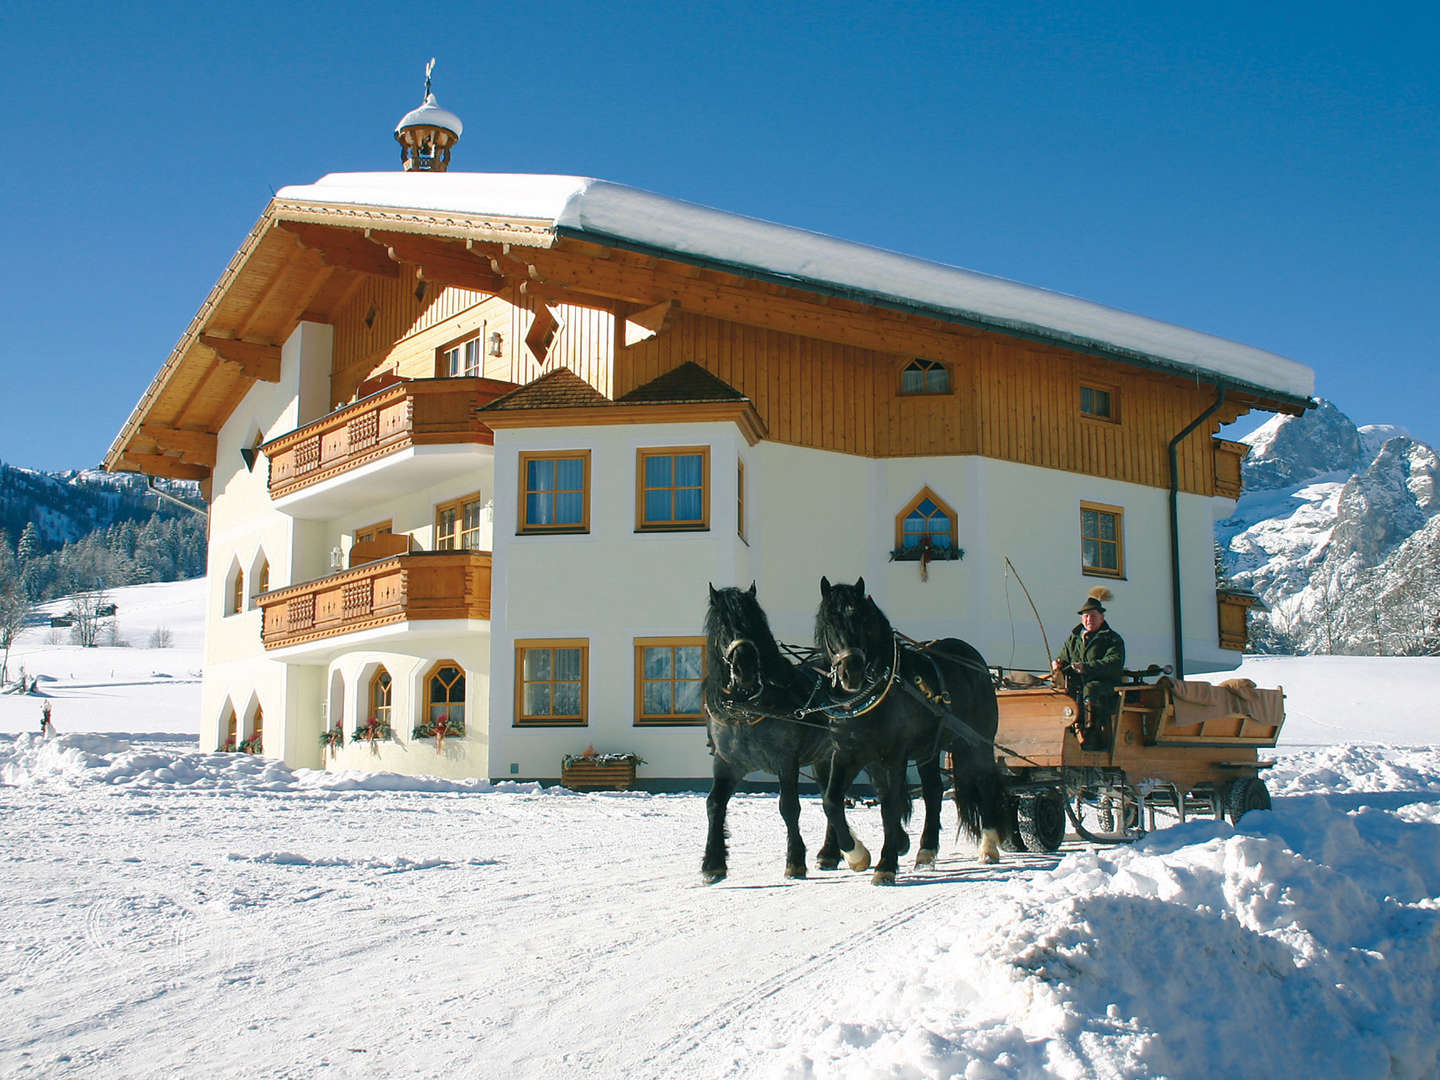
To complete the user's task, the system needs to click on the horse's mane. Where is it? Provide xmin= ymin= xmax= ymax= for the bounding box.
xmin=814 ymin=580 xmax=893 ymax=662
xmin=703 ymin=587 xmax=790 ymax=694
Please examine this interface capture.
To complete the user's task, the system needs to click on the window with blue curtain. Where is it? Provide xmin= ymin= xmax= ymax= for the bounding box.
xmin=639 ymin=448 xmax=708 ymax=529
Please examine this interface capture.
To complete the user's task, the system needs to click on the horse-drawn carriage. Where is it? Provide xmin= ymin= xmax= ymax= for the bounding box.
xmin=702 ymin=577 xmax=1286 ymax=885
xmin=992 ymin=669 xmax=1285 ymax=853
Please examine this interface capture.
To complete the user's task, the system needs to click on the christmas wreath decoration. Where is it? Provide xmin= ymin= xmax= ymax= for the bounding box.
xmin=320 ymin=725 xmax=344 ymax=755
xmin=412 ymin=712 xmax=465 ymax=751
xmin=354 ymin=714 xmax=392 ymax=753
xmin=239 ymin=734 xmax=263 ymax=754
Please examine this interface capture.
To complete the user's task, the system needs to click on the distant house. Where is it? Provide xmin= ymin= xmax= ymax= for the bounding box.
xmin=49 ymin=615 xmax=73 ymax=629
xmin=103 ymin=87 xmax=1314 ymax=783
xmin=97 ymin=604 xmax=118 ymax=618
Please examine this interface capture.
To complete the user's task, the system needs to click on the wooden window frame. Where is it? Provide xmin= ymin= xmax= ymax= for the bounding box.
xmin=256 ymin=558 xmax=270 ymax=596
xmin=354 ymin=520 xmax=393 ymax=545
xmin=1080 ymin=501 xmax=1125 ymax=578
xmin=1080 ymin=381 xmax=1120 ymax=424
xmin=249 ymin=705 xmax=263 ymax=742
xmin=634 ymin=636 xmax=707 ymax=726
xmin=369 ymin=666 xmax=393 ymax=729
xmin=899 ymin=358 xmax=951 ymax=396
xmin=223 ymin=709 xmax=237 ymax=749
xmin=514 ymin=638 xmax=589 ymax=727
xmin=436 ymin=326 xmax=485 ymax=379
xmin=424 ymin=661 xmax=466 ymax=731
xmin=737 ymin=458 xmax=746 ymax=540
xmin=636 ymin=446 xmax=710 ymax=532
xmin=518 ymin=451 xmax=591 ymax=535
xmin=894 ymin=486 xmax=959 ymax=551
xmin=434 ymin=490 xmax=486 ymax=551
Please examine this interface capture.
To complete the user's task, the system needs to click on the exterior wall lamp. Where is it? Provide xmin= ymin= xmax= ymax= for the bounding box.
xmin=488 ymin=332 xmax=504 ymax=357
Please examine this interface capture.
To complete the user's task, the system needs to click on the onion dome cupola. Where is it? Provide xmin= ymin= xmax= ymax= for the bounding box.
xmin=394 ymin=58 xmax=463 ymax=172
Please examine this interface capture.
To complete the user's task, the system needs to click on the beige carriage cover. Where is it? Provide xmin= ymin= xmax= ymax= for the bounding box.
xmin=1156 ymin=677 xmax=1285 ymax=741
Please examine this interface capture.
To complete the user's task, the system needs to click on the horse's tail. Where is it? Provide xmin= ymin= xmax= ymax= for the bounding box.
xmin=949 ymin=743 xmax=1010 ymax=844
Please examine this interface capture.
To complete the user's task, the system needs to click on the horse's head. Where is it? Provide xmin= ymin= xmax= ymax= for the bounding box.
xmin=706 ymin=582 xmax=767 ymax=698
xmin=816 ymin=576 xmax=882 ymax=693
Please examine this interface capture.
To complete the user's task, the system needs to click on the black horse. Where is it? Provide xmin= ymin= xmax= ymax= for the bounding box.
xmin=702 ymin=583 xmax=839 ymax=883
xmin=814 ymin=576 xmax=1007 ymax=884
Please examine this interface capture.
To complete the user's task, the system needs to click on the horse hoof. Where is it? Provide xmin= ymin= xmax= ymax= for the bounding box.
xmin=701 ymin=869 xmax=727 ymax=884
xmin=816 ymin=857 xmax=840 ymax=871
xmin=915 ymin=848 xmax=937 ymax=868
xmin=843 ymin=843 xmax=871 ymax=873
xmin=979 ymin=829 xmax=1002 ymax=864
xmin=871 ymin=870 xmax=896 ymax=886
xmin=785 ymin=865 xmax=807 ymax=879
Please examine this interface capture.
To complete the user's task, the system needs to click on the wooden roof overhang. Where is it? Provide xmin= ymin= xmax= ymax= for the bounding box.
xmin=480 ymin=400 xmax=768 ymax=446
xmin=108 ymin=194 xmax=1309 ymax=484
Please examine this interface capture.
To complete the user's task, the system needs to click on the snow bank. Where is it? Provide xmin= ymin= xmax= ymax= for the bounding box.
xmin=778 ymin=798 xmax=1440 ymax=1079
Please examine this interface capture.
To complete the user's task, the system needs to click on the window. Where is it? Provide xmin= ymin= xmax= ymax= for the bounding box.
xmin=250 ymin=706 xmax=263 ymax=744
xmin=634 ymin=638 xmax=706 ymax=725
xmin=1080 ymin=502 xmax=1125 ymax=577
xmin=737 ymin=459 xmax=746 ymax=540
xmin=425 ymin=662 xmax=465 ymax=729
xmin=895 ymin=487 xmax=958 ymax=552
xmin=515 ymin=639 xmax=588 ymax=725
xmin=900 ymin=359 xmax=949 ymax=395
xmin=637 ymin=447 xmax=709 ymax=531
xmin=369 ymin=667 xmax=392 ymax=728
xmin=435 ymin=491 xmax=486 ymax=550
xmin=440 ymin=330 xmax=483 ymax=378
xmin=229 ymin=567 xmax=244 ymax=616
xmin=223 ymin=708 xmax=237 ymax=749
xmin=519 ymin=451 xmax=590 ymax=533
xmin=355 ymin=521 xmax=392 ymax=545
xmin=256 ymin=558 xmax=270 ymax=596
xmin=1080 ymin=383 xmax=1118 ymax=422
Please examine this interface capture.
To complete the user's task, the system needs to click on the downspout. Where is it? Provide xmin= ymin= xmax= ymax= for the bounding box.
xmin=1167 ymin=386 xmax=1226 ymax=679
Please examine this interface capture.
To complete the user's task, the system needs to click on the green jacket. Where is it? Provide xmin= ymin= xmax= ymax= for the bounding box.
xmin=1057 ymin=623 xmax=1125 ymax=697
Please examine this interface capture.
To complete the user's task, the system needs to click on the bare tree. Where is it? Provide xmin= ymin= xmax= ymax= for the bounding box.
xmin=0 ymin=588 xmax=28 ymax=685
xmin=68 ymin=589 xmax=112 ymax=648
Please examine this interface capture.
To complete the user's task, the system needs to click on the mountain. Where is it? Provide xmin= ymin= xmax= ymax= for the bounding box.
xmin=1217 ymin=401 xmax=1440 ymax=655
xmin=0 ymin=463 xmax=202 ymax=550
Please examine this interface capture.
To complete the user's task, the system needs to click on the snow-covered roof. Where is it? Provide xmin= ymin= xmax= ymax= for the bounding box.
xmin=274 ymin=172 xmax=1314 ymax=403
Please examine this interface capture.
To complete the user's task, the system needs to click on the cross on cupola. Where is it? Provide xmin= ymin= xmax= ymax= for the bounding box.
xmin=394 ymin=58 xmax=463 ymax=172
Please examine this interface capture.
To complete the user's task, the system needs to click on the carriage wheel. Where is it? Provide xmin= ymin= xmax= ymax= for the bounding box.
xmin=999 ymin=791 xmax=1025 ymax=852
xmin=1098 ymin=793 xmax=1139 ymax=834
xmin=1226 ymin=777 xmax=1271 ymax=824
xmin=1016 ymin=787 xmax=1066 ymax=853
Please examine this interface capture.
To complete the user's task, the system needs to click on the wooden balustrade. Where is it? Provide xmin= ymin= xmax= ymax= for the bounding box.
xmin=261 ymin=377 xmax=515 ymax=500
xmin=258 ymin=551 xmax=492 ymax=650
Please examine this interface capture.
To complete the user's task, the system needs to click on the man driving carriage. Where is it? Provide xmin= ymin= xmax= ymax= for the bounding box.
xmin=1051 ymin=586 xmax=1125 ymax=751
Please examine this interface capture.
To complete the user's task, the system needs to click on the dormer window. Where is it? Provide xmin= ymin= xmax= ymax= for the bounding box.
xmin=900 ymin=359 xmax=949 ymax=395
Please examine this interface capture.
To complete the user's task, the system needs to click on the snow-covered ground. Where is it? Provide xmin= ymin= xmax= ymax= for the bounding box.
xmin=1 ymin=579 xmax=1437 ymax=1079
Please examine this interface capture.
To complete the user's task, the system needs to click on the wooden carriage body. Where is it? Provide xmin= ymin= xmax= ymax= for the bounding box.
xmin=991 ymin=676 xmax=1285 ymax=850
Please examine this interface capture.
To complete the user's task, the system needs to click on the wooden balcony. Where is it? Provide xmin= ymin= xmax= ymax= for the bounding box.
xmin=258 ymin=550 xmax=492 ymax=651
xmin=261 ymin=377 xmax=515 ymax=513
xmin=1212 ymin=438 xmax=1251 ymax=500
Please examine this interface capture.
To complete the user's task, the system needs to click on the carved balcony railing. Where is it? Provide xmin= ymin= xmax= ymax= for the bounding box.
xmin=1212 ymin=438 xmax=1251 ymax=500
xmin=258 ymin=550 xmax=492 ymax=651
xmin=262 ymin=377 xmax=515 ymax=501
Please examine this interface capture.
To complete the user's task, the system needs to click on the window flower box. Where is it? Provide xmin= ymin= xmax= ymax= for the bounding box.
xmin=560 ymin=749 xmax=645 ymax=791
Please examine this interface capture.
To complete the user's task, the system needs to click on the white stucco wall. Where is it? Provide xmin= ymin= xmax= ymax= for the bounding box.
xmin=489 ymin=429 xmax=1238 ymax=782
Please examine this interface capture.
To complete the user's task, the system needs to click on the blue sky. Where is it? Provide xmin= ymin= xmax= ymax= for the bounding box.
xmin=3 ymin=1 xmax=1435 ymax=472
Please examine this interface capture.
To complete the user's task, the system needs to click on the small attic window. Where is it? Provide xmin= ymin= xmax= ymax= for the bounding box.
xmin=900 ymin=359 xmax=948 ymax=395
xmin=1081 ymin=383 xmax=1118 ymax=422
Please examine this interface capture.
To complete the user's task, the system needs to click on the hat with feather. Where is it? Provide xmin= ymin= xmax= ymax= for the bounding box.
xmin=1077 ymin=586 xmax=1111 ymax=615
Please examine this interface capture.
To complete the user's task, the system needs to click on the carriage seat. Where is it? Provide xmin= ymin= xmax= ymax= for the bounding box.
xmin=1152 ymin=677 xmax=1284 ymax=745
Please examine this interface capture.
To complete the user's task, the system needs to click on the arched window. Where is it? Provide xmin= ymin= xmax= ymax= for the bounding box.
xmin=248 ymin=706 xmax=264 ymax=753
xmin=369 ymin=666 xmax=392 ymax=728
xmin=257 ymin=558 xmax=270 ymax=596
xmin=895 ymin=487 xmax=958 ymax=552
xmin=226 ymin=561 xmax=245 ymax=616
xmin=223 ymin=708 xmax=237 ymax=750
xmin=426 ymin=662 xmax=465 ymax=729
